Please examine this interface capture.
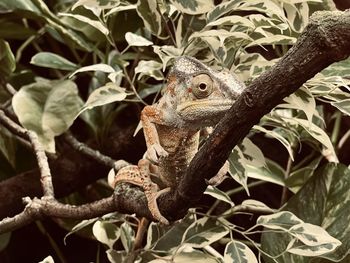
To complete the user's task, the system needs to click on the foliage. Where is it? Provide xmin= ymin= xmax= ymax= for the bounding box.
xmin=0 ymin=0 xmax=349 ymax=262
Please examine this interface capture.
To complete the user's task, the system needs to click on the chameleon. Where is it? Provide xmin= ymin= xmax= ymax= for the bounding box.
xmin=109 ymin=56 xmax=245 ymax=224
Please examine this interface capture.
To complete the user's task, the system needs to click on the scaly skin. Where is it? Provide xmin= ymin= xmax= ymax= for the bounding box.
xmin=110 ymin=56 xmax=245 ymax=224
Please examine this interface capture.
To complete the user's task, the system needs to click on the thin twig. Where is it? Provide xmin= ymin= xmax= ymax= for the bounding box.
xmin=0 ymin=196 xmax=116 ymax=234
xmin=27 ymin=131 xmax=54 ymax=197
xmin=5 ymin=83 xmax=17 ymax=96
xmin=63 ymin=132 xmax=129 ymax=169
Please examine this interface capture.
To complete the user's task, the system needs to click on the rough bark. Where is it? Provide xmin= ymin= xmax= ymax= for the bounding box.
xmin=158 ymin=10 xmax=350 ymax=221
xmin=1 ymin=10 xmax=350 ymax=226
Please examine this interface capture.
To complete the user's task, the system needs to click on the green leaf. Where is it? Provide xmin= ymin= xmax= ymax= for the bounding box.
xmin=30 ymin=52 xmax=78 ymax=71
xmin=285 ymin=156 xmax=322 ymax=193
xmin=0 ymin=20 xmax=36 ymax=40
xmin=331 ymin=99 xmax=350 ymax=116
xmin=92 ymin=220 xmax=120 ymax=249
xmin=204 ymin=186 xmax=234 ymax=207
xmin=135 ymin=60 xmax=163 ymax=80
xmin=0 ymin=127 xmax=16 ymax=168
xmin=64 ymin=218 xmax=98 ymax=244
xmin=125 ymin=32 xmax=153 ymax=46
xmin=0 ymin=40 xmax=15 ymax=79
xmin=78 ymin=82 xmax=127 ymax=116
xmin=153 ymin=45 xmax=184 ymax=70
xmin=12 ymin=79 xmax=83 ymax=152
xmin=120 ymin=222 xmax=135 ymax=252
xmin=149 ymin=248 xmax=218 ymax=262
xmin=288 ymin=223 xmax=341 ymax=256
xmin=0 ymin=0 xmax=40 ymax=14
xmin=246 ymin=158 xmax=285 ymax=186
xmin=0 ymin=232 xmax=11 ymax=252
xmin=286 ymin=118 xmax=338 ymax=162
xmin=207 ymin=0 xmax=241 ymax=22
xmin=258 ymin=211 xmax=303 ymax=231
xmin=206 ymin=15 xmax=254 ymax=28
xmin=262 ymin=163 xmax=350 ymax=262
xmin=224 ymin=240 xmax=258 ymax=263
xmin=136 ymin=0 xmax=162 ymax=36
xmin=281 ymin=86 xmax=317 ymax=125
xmin=106 ymin=249 xmax=126 ymax=263
xmin=321 ymin=58 xmax=350 ymax=77
xmin=105 ymin=4 xmax=137 ymax=17
xmin=182 ymin=217 xmax=229 ymax=248
xmin=59 ymin=13 xmax=109 ymax=36
xmin=152 ymin=214 xmax=195 ymax=251
xmin=253 ymin=125 xmax=294 ymax=160
xmin=170 ymin=0 xmax=214 ymax=15
xmin=229 ymin=138 xmax=267 ymax=194
xmin=69 ymin=63 xmax=115 ymax=78
xmin=246 ymin=35 xmax=297 ymax=47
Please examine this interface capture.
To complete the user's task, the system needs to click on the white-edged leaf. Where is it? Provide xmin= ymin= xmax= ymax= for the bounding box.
xmin=206 ymin=15 xmax=254 ymax=28
xmin=78 ymin=82 xmax=127 ymax=115
xmin=136 ymin=0 xmax=162 ymax=36
xmin=261 ymin=163 xmax=350 ymax=262
xmin=257 ymin=211 xmax=303 ymax=231
xmin=242 ymin=199 xmax=274 ymax=212
xmin=150 ymin=247 xmax=218 ymax=262
xmin=125 ymin=32 xmax=153 ymax=47
xmin=92 ymin=220 xmax=120 ymax=249
xmin=331 ymin=99 xmax=350 ymax=116
xmin=229 ymin=138 xmax=267 ymax=194
xmin=105 ymin=4 xmax=137 ymax=17
xmin=253 ymin=125 xmax=294 ymax=160
xmin=289 ymin=223 xmax=341 ymax=248
xmin=59 ymin=13 xmax=109 ymax=35
xmin=12 ymin=79 xmax=83 ymax=152
xmin=30 ymin=52 xmax=78 ymax=70
xmin=0 ymin=40 xmax=15 ymax=78
xmin=204 ymin=186 xmax=234 ymax=206
xmin=246 ymin=159 xmax=285 ymax=186
xmin=224 ymin=240 xmax=258 ymax=263
xmin=69 ymin=63 xmax=115 ymax=78
xmin=280 ymin=86 xmax=316 ymax=124
xmin=246 ymin=35 xmax=296 ymax=47
xmin=182 ymin=217 xmax=229 ymax=248
xmin=120 ymin=222 xmax=135 ymax=252
xmin=135 ymin=60 xmax=163 ymax=80
xmin=170 ymin=0 xmax=214 ymax=15
xmin=286 ymin=118 xmax=338 ymax=162
xmin=38 ymin=256 xmax=55 ymax=263
xmin=207 ymin=0 xmax=241 ymax=22
xmin=64 ymin=218 xmax=98 ymax=244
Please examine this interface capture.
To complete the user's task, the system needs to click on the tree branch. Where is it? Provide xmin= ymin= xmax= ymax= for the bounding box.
xmin=158 ymin=10 xmax=350 ymax=221
xmin=1 ymin=10 xmax=349 ymax=231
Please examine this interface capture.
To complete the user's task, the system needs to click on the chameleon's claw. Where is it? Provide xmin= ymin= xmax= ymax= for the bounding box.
xmin=146 ymin=187 xmax=171 ymax=225
xmin=147 ymin=144 xmax=169 ymax=164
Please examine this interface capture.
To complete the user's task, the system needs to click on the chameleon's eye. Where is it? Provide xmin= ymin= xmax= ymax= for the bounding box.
xmin=191 ymin=74 xmax=213 ymax=99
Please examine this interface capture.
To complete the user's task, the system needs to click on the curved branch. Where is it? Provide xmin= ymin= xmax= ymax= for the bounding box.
xmin=158 ymin=10 xmax=350 ymax=221
xmin=1 ymin=10 xmax=350 ymax=231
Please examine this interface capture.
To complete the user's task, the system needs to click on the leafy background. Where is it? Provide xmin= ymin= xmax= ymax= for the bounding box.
xmin=0 ymin=0 xmax=349 ymax=262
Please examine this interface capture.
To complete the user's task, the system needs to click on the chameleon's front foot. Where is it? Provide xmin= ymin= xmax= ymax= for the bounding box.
xmin=146 ymin=144 xmax=169 ymax=164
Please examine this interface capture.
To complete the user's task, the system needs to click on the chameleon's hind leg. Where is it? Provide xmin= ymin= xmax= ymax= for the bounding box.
xmin=110 ymin=161 xmax=170 ymax=225
xmin=138 ymin=159 xmax=170 ymax=225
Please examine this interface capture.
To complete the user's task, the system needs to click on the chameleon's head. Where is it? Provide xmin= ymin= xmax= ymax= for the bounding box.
xmin=166 ymin=56 xmax=245 ymax=128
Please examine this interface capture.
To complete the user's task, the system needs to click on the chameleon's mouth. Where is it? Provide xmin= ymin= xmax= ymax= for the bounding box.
xmin=177 ymin=99 xmax=234 ymax=121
